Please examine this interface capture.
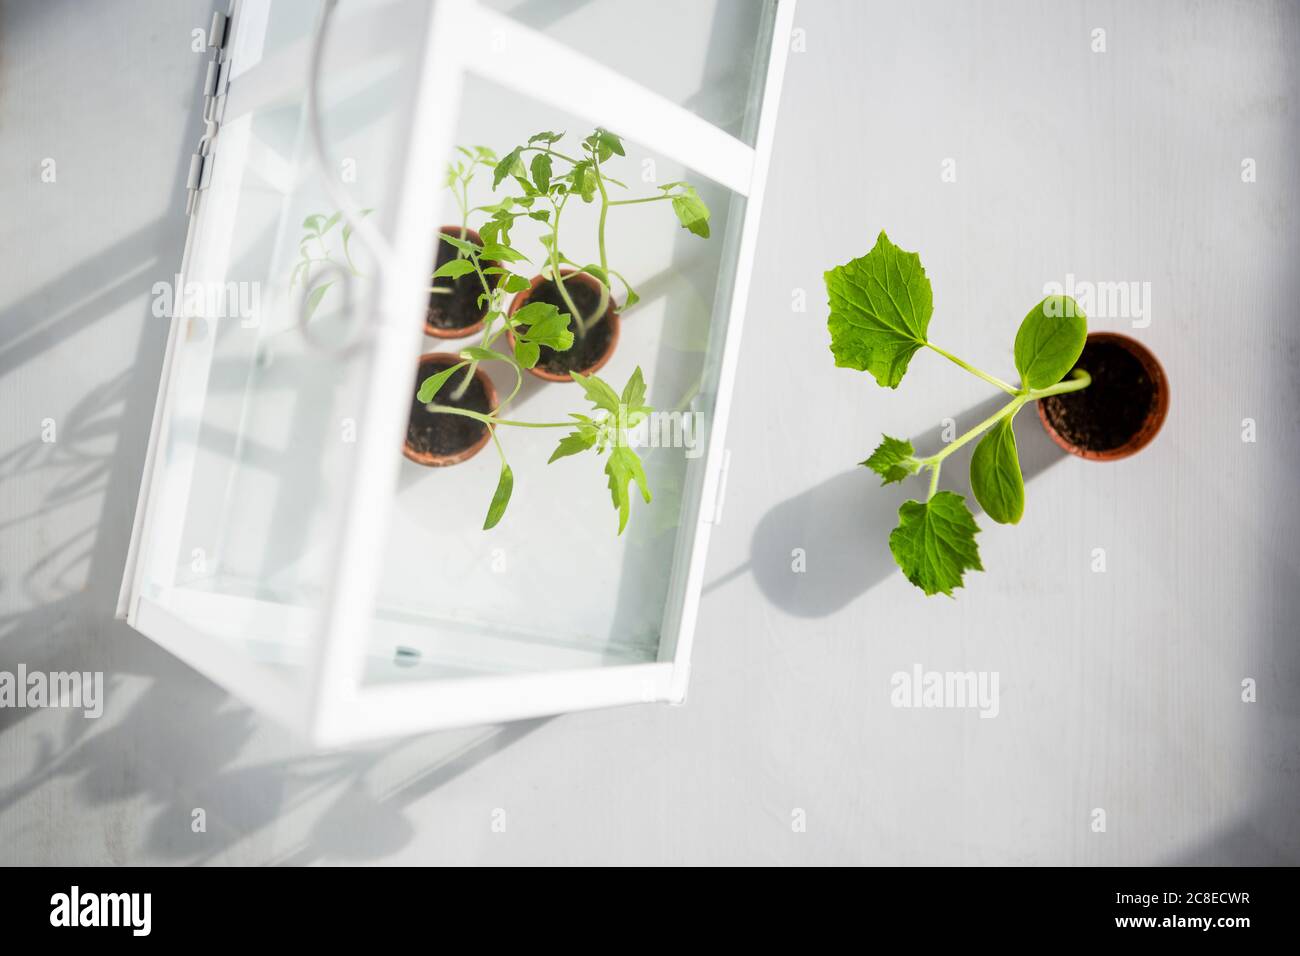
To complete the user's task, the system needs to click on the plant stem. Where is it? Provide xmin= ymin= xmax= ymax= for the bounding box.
xmin=1029 ymin=368 xmax=1091 ymax=398
xmin=920 ymin=395 xmax=1027 ymax=470
xmin=591 ymin=156 xmax=613 ymax=322
xmin=547 ymin=198 xmax=588 ymax=338
xmin=915 ymin=368 xmax=1092 ymax=499
xmin=925 ymin=342 xmax=1019 ymax=395
xmin=451 ymin=252 xmax=497 ymax=402
xmin=606 ymin=194 xmax=674 ymax=207
xmin=427 ymin=405 xmax=572 ymax=429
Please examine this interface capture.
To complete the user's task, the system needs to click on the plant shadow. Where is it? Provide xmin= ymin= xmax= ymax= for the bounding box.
xmin=732 ymin=394 xmax=1069 ymax=617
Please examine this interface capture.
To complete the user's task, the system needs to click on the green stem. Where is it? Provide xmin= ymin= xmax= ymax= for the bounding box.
xmin=606 ymin=194 xmax=675 ymax=207
xmin=427 ymin=405 xmax=572 ymax=430
xmin=1029 ymin=368 xmax=1091 ymax=398
xmin=926 ymin=342 xmax=1019 ymax=396
xmin=920 ymin=395 xmax=1027 ymax=470
xmin=915 ymin=368 xmax=1092 ymax=499
xmin=548 ymin=198 xmax=588 ymax=338
xmin=591 ymin=156 xmax=613 ymax=322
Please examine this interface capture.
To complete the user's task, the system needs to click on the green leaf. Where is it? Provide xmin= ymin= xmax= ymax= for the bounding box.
xmin=516 ymin=304 xmax=574 ymax=352
xmin=824 ymin=230 xmax=933 ymax=389
xmin=302 ymin=214 xmax=325 ymax=233
xmin=669 ymin=186 xmax=710 ymax=238
xmin=460 ymin=346 xmax=511 ymax=364
xmin=585 ymin=128 xmax=625 ymax=162
xmin=483 ymin=462 xmax=513 ymax=530
xmin=513 ymin=340 xmax=541 ymax=369
xmin=305 ymin=281 xmax=333 ymax=319
xmin=610 ymin=269 xmax=639 ymax=309
xmin=493 ymin=147 xmax=523 ymax=188
xmin=480 ymin=242 xmax=527 ymax=263
xmin=320 ymin=211 xmax=342 ymax=234
xmin=969 ymin=417 xmax=1025 ymax=525
xmin=571 ymin=371 xmax=621 ymax=415
xmin=416 ymin=362 xmax=467 ymax=403
xmin=528 ymin=131 xmax=564 ymax=145
xmin=605 ymin=445 xmax=650 ymax=534
xmin=439 ymin=233 xmax=480 ymax=255
xmin=1013 ymin=295 xmax=1087 ymax=389
xmin=620 ymin=366 xmax=647 ymax=413
xmin=861 ymin=435 xmax=921 ymax=485
xmin=432 ymin=258 xmax=476 ymax=280
xmin=888 ymin=491 xmax=983 ymax=597
xmin=548 ymin=423 xmax=598 ymax=463
xmin=500 ymin=273 xmax=531 ymax=294
xmin=579 ymin=263 xmax=609 ymax=285
xmin=568 ymin=161 xmax=598 ymax=201
xmin=530 ymin=153 xmax=552 ymax=193
xmin=341 ymin=208 xmax=373 ymax=263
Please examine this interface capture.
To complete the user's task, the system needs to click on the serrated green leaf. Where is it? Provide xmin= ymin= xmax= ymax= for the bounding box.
xmin=483 ymin=462 xmax=513 ymax=530
xmin=572 ymin=371 xmax=621 ymax=415
xmin=605 ymin=445 xmax=650 ymax=534
xmin=548 ymin=425 xmax=598 ymax=464
xmin=888 ymin=491 xmax=983 ymax=596
xmin=620 ymin=366 xmax=647 ymax=412
xmin=1013 ymin=296 xmax=1088 ymax=389
xmin=825 ymin=230 xmax=933 ymax=388
xmin=528 ymin=130 xmax=564 ymax=145
xmin=432 ymin=258 xmax=476 ymax=281
xmin=516 ymin=307 xmax=574 ymax=353
xmin=416 ymin=362 xmax=467 ymax=403
xmin=969 ymin=417 xmax=1025 ymax=525
xmin=861 ymin=435 xmax=921 ymax=485
xmin=669 ymin=186 xmax=710 ymax=238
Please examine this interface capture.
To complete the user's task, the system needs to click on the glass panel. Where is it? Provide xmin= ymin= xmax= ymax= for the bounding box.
xmin=364 ymin=74 xmax=749 ymax=684
xmin=134 ymin=0 xmax=431 ymax=689
xmin=482 ymin=0 xmax=776 ymax=145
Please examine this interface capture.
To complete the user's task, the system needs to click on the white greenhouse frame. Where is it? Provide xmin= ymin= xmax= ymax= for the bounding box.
xmin=119 ymin=0 xmax=796 ymax=746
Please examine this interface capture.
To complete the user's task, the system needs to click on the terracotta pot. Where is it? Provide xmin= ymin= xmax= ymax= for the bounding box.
xmin=506 ymin=269 xmax=620 ymax=382
xmin=1037 ymin=331 xmax=1169 ymax=461
xmin=403 ymin=352 xmax=497 ymax=467
xmin=425 ymin=226 xmax=493 ymax=339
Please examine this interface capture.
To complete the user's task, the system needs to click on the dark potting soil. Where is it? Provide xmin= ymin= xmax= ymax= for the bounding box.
xmin=406 ymin=358 xmax=490 ymax=459
xmin=1040 ymin=340 xmax=1155 ymax=452
xmin=426 ymin=236 xmax=492 ymax=333
xmin=520 ymin=277 xmax=614 ymax=376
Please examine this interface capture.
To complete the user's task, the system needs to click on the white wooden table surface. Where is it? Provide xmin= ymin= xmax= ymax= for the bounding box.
xmin=0 ymin=0 xmax=1295 ymax=864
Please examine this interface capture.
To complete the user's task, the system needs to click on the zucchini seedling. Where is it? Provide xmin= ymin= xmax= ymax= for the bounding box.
xmin=825 ymin=231 xmax=1091 ymax=596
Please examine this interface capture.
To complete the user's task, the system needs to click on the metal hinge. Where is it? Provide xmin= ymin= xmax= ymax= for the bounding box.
xmin=186 ymin=9 xmax=232 ymax=215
